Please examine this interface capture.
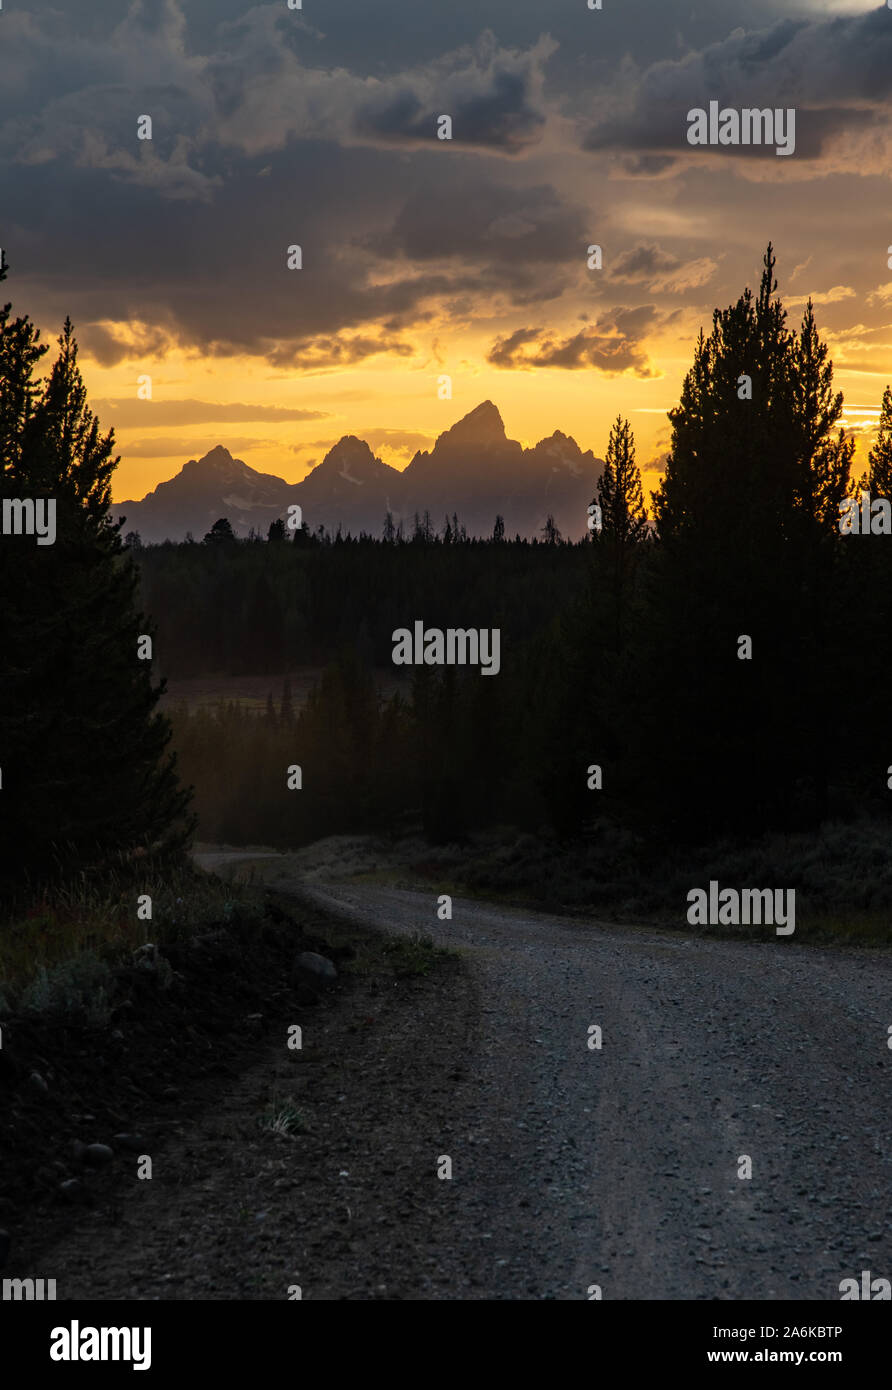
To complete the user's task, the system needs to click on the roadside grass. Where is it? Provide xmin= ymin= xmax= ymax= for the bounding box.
xmin=257 ymin=1097 xmax=305 ymax=1138
xmin=786 ymin=911 xmax=892 ymax=948
xmin=343 ymin=931 xmax=458 ymax=979
xmin=0 ymin=857 xmax=271 ymax=1013
xmin=343 ymin=821 xmax=892 ymax=947
xmin=382 ymin=933 xmax=454 ymax=977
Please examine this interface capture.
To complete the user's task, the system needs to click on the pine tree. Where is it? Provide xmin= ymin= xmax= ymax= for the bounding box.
xmin=868 ymin=385 xmax=892 ymax=498
xmin=204 ymin=517 xmax=235 ymax=544
xmin=0 ymin=274 xmax=193 ymax=899
xmin=598 ymin=416 xmax=648 ymax=547
xmin=596 ymin=416 xmax=648 ymax=648
xmin=647 ymin=246 xmax=851 ymax=833
xmin=0 ymin=274 xmax=46 ymax=480
xmin=790 ymin=300 xmax=852 ymax=532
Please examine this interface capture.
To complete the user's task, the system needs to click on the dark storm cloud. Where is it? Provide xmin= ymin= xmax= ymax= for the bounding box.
xmin=5 ymin=140 xmax=503 ymax=362
xmin=4 ymin=0 xmax=883 ymax=371
xmin=487 ymin=306 xmax=660 ymax=376
xmin=353 ymin=59 xmax=548 ymax=153
xmin=384 ymin=181 xmax=587 ymax=266
xmin=0 ymin=3 xmax=581 ymax=359
xmin=581 ymin=9 xmax=892 ymax=168
xmin=611 ymin=245 xmax=681 ymax=282
xmin=616 ymin=154 xmax=679 ymax=178
xmin=487 ymin=326 xmax=542 ymax=367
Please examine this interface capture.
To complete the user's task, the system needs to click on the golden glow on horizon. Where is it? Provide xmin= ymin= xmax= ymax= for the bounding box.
xmin=64 ymin=318 xmax=885 ymax=504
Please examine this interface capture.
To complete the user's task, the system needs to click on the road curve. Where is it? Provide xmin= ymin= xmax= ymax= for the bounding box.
xmin=293 ymin=878 xmax=892 ymax=1300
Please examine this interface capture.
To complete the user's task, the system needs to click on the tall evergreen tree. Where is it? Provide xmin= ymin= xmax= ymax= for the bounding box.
xmin=0 ymin=268 xmax=193 ymax=899
xmin=598 ymin=416 xmax=648 ymax=547
xmin=846 ymin=383 xmax=892 ymax=787
xmin=596 ymin=415 xmax=648 ymax=648
xmin=647 ymin=246 xmax=851 ymax=834
xmin=868 ymin=385 xmax=892 ymax=498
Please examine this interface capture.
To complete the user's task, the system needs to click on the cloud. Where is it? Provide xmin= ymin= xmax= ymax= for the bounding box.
xmin=833 ymin=361 xmax=892 ymax=377
xmin=117 ymin=435 xmax=278 ymax=457
xmin=579 ymin=9 xmax=892 ymax=176
xmin=92 ymin=399 xmax=329 ymax=428
xmin=614 ymin=153 xmax=679 ymax=179
xmin=487 ymin=306 xmax=661 ymax=376
xmin=5 ymin=0 xmax=884 ymax=392
xmin=79 ymin=321 xmax=178 ymax=367
xmin=0 ymin=5 xmax=577 ymax=361
xmin=385 ymin=179 xmax=587 ymax=268
xmin=293 ymin=427 xmax=433 ymax=457
xmin=352 ymin=34 xmax=556 ymax=154
xmin=208 ymin=20 xmax=555 ymax=160
xmin=8 ymin=123 xmax=587 ymax=365
xmin=268 ymin=333 xmax=416 ymax=370
xmin=0 ymin=2 xmax=218 ymax=199
xmin=1 ymin=7 xmax=552 ymax=181
xmin=608 ymin=243 xmax=718 ymax=292
xmin=786 ymin=285 xmax=856 ymax=307
xmin=358 ymin=428 xmax=434 ymax=455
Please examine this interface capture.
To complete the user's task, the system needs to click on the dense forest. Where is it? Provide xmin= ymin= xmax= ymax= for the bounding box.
xmin=135 ymin=522 xmax=589 ymax=677
xmin=4 ymin=246 xmax=892 ymax=901
xmin=144 ymin=249 xmax=892 ymax=859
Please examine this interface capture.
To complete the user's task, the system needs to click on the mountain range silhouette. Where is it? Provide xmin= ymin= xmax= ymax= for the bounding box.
xmin=113 ymin=401 xmax=604 ymax=543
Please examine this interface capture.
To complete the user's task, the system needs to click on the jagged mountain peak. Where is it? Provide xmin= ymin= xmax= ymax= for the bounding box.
xmin=113 ymin=400 xmax=604 ymax=542
xmin=182 ymin=445 xmax=238 ymax=471
xmin=436 ymin=400 xmax=507 ymax=447
xmin=320 ymin=435 xmax=380 ymax=466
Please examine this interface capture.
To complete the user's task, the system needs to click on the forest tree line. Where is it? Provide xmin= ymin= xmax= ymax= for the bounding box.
xmin=165 ymin=249 xmax=892 ymax=851
xmin=135 ymin=520 xmax=591 ymax=678
xmin=4 ymin=245 xmax=892 ymax=901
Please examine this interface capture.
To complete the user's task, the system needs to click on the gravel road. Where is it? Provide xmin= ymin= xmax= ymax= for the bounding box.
xmin=29 ymin=853 xmax=891 ymax=1300
xmin=293 ymin=877 xmax=892 ymax=1300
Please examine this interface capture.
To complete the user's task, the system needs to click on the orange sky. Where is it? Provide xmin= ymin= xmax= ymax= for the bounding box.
xmin=94 ymin=317 xmax=879 ymax=505
xmin=8 ymin=0 xmax=887 ymax=506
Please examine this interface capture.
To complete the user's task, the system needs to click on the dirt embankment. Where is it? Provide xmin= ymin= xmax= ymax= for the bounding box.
xmin=1 ymin=877 xmax=471 ymax=1299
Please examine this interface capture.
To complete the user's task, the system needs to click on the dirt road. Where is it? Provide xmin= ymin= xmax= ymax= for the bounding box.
xmin=30 ymin=852 xmax=892 ymax=1299
xmin=293 ymin=877 xmax=891 ymax=1300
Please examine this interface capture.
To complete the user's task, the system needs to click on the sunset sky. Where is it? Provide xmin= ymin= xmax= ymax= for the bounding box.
xmin=2 ymin=0 xmax=891 ymax=502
